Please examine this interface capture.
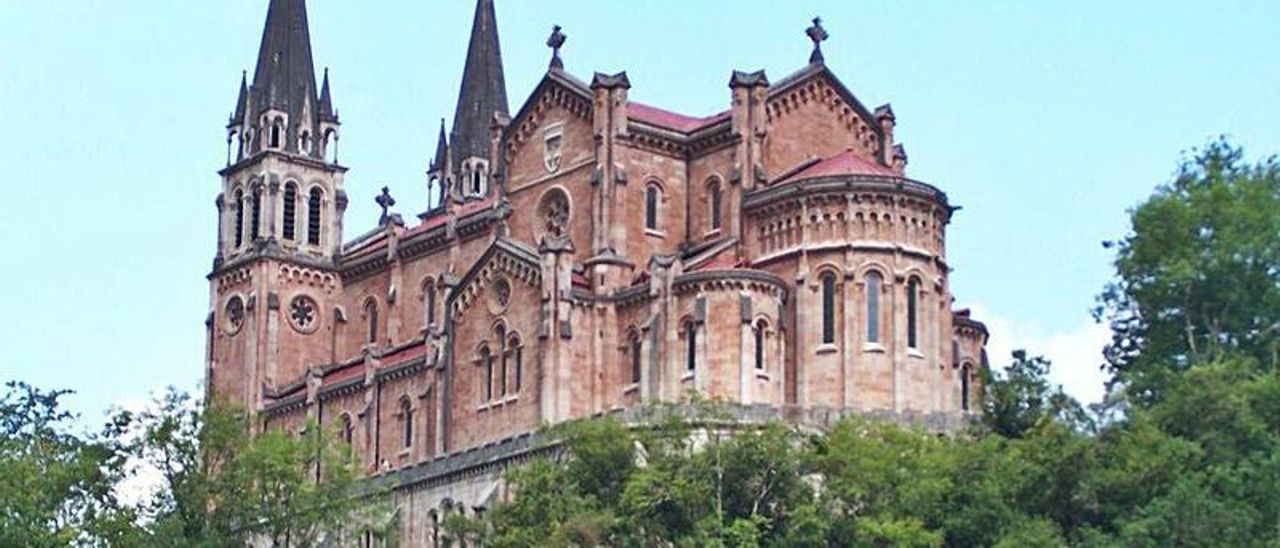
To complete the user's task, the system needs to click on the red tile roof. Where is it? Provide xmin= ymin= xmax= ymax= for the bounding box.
xmin=778 ymin=149 xmax=897 ymax=184
xmin=627 ymin=102 xmax=730 ymax=133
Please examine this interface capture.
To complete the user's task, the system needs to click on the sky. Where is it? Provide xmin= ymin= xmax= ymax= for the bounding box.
xmin=0 ymin=1 xmax=1277 ymax=423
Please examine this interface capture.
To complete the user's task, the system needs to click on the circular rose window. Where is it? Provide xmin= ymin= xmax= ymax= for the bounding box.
xmin=225 ymin=296 xmax=245 ymax=335
xmin=288 ymin=294 xmax=319 ymax=334
xmin=489 ymin=277 xmax=512 ymax=314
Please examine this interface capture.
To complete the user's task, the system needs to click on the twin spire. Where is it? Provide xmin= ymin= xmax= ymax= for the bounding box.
xmin=448 ymin=0 xmax=509 ymax=170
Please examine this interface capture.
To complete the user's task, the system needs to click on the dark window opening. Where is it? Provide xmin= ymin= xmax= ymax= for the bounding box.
xmin=867 ymin=273 xmax=882 ymax=343
xmin=645 ymin=186 xmax=659 ymax=230
xmin=425 ymin=281 xmax=436 ymax=327
xmin=400 ymin=399 xmax=413 ymax=448
xmin=233 ymin=190 xmax=244 ymax=248
xmin=961 ymin=365 xmax=972 ymax=411
xmin=907 ymin=279 xmax=920 ymax=349
xmin=686 ymin=322 xmax=697 ymax=372
xmin=821 ymin=273 xmax=836 ymax=344
xmin=754 ymin=324 xmax=766 ymax=370
xmin=512 ymin=336 xmax=523 ymax=393
xmin=365 ymin=300 xmax=378 ymax=345
xmin=282 ymin=184 xmax=297 ymax=241
xmin=483 ymin=349 xmax=494 ymax=402
xmin=307 ymin=188 xmax=322 ymax=245
xmin=250 ymin=188 xmax=262 ymax=241
xmin=630 ymin=334 xmax=642 ymax=384
xmin=710 ymin=183 xmax=722 ymax=231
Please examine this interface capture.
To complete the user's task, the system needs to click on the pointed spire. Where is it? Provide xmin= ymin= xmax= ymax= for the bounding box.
xmin=319 ymin=67 xmax=337 ymax=122
xmin=430 ymin=119 xmax=449 ymax=173
xmin=235 ymin=0 xmax=326 ymax=158
xmin=230 ymin=71 xmax=249 ymax=125
xmin=451 ymin=0 xmax=509 ymax=168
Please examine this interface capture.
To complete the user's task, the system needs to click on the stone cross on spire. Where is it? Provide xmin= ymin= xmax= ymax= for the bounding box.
xmin=376 ymin=186 xmax=397 ymax=226
xmin=547 ymin=25 xmax=566 ymax=70
xmin=806 ymin=17 xmax=828 ymax=64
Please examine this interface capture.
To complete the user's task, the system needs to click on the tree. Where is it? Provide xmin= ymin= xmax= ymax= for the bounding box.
xmin=1097 ymin=138 xmax=1280 ymax=403
xmin=105 ymin=388 xmax=390 ymax=546
xmin=981 ymin=350 xmax=1090 ymax=438
xmin=0 ymin=381 xmax=135 ymax=547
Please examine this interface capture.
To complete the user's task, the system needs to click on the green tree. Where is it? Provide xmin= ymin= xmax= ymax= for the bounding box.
xmin=1097 ymin=138 xmax=1280 ymax=403
xmin=0 ymin=382 xmax=135 ymax=546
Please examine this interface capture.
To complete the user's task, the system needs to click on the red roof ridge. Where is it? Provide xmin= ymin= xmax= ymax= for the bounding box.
xmin=627 ymin=101 xmax=730 ymax=133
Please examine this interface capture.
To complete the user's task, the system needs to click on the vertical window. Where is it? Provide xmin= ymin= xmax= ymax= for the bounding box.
xmin=496 ymin=326 xmax=508 ymax=397
xmin=307 ymin=188 xmax=322 ymax=246
xmin=282 ymin=183 xmax=297 ymax=241
xmin=754 ymin=322 xmax=766 ymax=370
xmin=269 ymin=120 xmax=281 ymax=149
xmin=866 ymin=272 xmax=882 ymax=344
xmin=400 ymin=398 xmax=413 ymax=448
xmin=960 ymin=365 xmax=973 ymax=411
xmin=685 ymin=321 xmax=697 ymax=372
xmin=250 ymin=187 xmax=262 ymax=241
xmin=340 ymin=414 xmax=353 ymax=445
xmin=482 ymin=347 xmax=494 ymax=402
xmin=364 ymin=300 xmax=378 ymax=345
xmin=630 ymin=332 xmax=642 ymax=384
xmin=907 ymin=279 xmax=920 ymax=349
xmin=233 ymin=189 xmax=245 ymax=248
xmin=821 ymin=272 xmax=836 ymax=345
xmin=424 ymin=280 xmax=436 ymax=328
xmin=645 ymin=185 xmax=660 ymax=231
xmin=511 ymin=334 xmax=523 ymax=393
xmin=709 ymin=181 xmax=722 ymax=231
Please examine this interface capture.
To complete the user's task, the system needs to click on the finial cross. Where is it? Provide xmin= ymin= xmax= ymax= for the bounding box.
xmin=376 ymin=186 xmax=396 ymax=225
xmin=806 ymin=17 xmax=828 ymax=64
xmin=547 ymin=25 xmax=566 ymax=70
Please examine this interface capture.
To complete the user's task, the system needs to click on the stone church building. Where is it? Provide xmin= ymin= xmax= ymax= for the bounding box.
xmin=205 ymin=0 xmax=988 ymax=543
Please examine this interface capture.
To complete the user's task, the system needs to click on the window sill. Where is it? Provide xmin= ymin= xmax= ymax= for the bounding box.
xmin=623 ymin=383 xmax=639 ymax=394
xmin=907 ymin=348 xmax=925 ymax=359
xmin=681 ymin=371 xmax=695 ymax=382
xmin=645 ymin=228 xmax=667 ymax=239
xmin=703 ymin=228 xmax=722 ymax=239
xmin=863 ymin=343 xmax=886 ymax=354
xmin=755 ymin=371 xmax=771 ymax=381
xmin=815 ymin=344 xmax=838 ymax=355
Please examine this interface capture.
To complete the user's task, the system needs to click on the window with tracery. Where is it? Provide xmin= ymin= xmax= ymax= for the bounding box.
xmin=225 ymin=296 xmax=245 ymax=335
xmin=288 ymin=294 xmax=318 ymax=333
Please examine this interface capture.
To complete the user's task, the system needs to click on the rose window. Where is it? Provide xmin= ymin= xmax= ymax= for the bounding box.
xmin=225 ymin=296 xmax=245 ymax=334
xmin=289 ymin=295 xmax=319 ymax=333
xmin=491 ymin=277 xmax=512 ymax=312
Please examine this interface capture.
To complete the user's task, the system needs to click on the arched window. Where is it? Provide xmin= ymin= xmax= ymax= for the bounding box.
xmin=629 ymin=331 xmax=642 ymax=384
xmin=282 ymin=183 xmax=297 ymax=241
xmin=340 ymin=413 xmax=353 ymax=445
xmin=907 ymin=278 xmax=920 ymax=349
xmin=960 ymin=364 xmax=973 ymax=412
xmin=269 ymin=120 xmax=282 ymax=149
xmin=364 ymin=299 xmax=378 ymax=345
xmin=866 ymin=272 xmax=882 ymax=344
xmin=820 ymin=272 xmax=836 ymax=345
xmin=480 ymin=346 xmax=494 ymax=402
xmin=509 ymin=333 xmax=523 ymax=393
xmin=423 ymin=279 xmax=437 ymax=329
xmin=300 ymin=130 xmax=312 ymax=154
xmin=250 ymin=186 xmax=262 ymax=241
xmin=685 ymin=320 xmax=697 ymax=372
xmin=496 ymin=325 xmax=508 ymax=397
xmin=645 ymin=184 xmax=661 ymax=231
xmin=754 ymin=320 xmax=767 ymax=370
xmin=471 ymin=170 xmax=483 ymax=196
xmin=400 ymin=398 xmax=413 ymax=448
xmin=233 ymin=189 xmax=245 ymax=248
xmin=708 ymin=180 xmax=722 ymax=231
xmin=307 ymin=188 xmax=322 ymax=246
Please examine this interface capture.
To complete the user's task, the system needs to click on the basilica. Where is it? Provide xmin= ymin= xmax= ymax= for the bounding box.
xmin=205 ymin=0 xmax=988 ymax=543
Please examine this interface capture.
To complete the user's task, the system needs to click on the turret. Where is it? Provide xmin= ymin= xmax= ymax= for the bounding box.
xmin=448 ymin=0 xmax=509 ymax=202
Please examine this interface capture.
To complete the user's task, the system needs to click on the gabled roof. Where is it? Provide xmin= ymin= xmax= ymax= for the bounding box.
xmin=769 ymin=62 xmax=882 ymax=144
xmin=450 ymin=0 xmax=509 ymax=166
xmin=627 ymin=102 xmax=730 ymax=133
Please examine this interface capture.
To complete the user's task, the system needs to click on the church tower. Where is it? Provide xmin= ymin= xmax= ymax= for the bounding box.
xmin=208 ymin=0 xmax=347 ymax=410
xmin=443 ymin=0 xmax=508 ymax=203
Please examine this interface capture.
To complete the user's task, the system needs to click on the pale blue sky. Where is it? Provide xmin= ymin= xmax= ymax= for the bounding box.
xmin=1 ymin=1 xmax=1277 ymax=420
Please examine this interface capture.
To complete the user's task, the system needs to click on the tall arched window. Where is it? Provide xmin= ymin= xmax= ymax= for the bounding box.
xmin=269 ymin=120 xmax=282 ymax=149
xmin=960 ymin=364 xmax=973 ymax=412
xmin=340 ymin=414 xmax=353 ymax=445
xmin=423 ymin=279 xmax=437 ymax=329
xmin=754 ymin=320 xmax=767 ymax=370
xmin=364 ymin=299 xmax=378 ymax=345
xmin=307 ymin=188 xmax=322 ymax=246
xmin=629 ymin=331 xmax=642 ymax=384
xmin=866 ymin=272 xmax=882 ymax=344
xmin=645 ymin=184 xmax=660 ymax=231
xmin=480 ymin=346 xmax=494 ymax=402
xmin=400 ymin=398 xmax=413 ymax=448
xmin=820 ymin=272 xmax=837 ymax=345
xmin=509 ymin=333 xmax=523 ymax=393
xmin=496 ymin=325 xmax=508 ymax=397
xmin=250 ymin=187 xmax=262 ymax=241
xmin=685 ymin=320 xmax=697 ymax=372
xmin=907 ymin=278 xmax=920 ymax=349
xmin=233 ymin=189 xmax=245 ymax=248
xmin=282 ymin=183 xmax=298 ymax=241
xmin=708 ymin=180 xmax=722 ymax=231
